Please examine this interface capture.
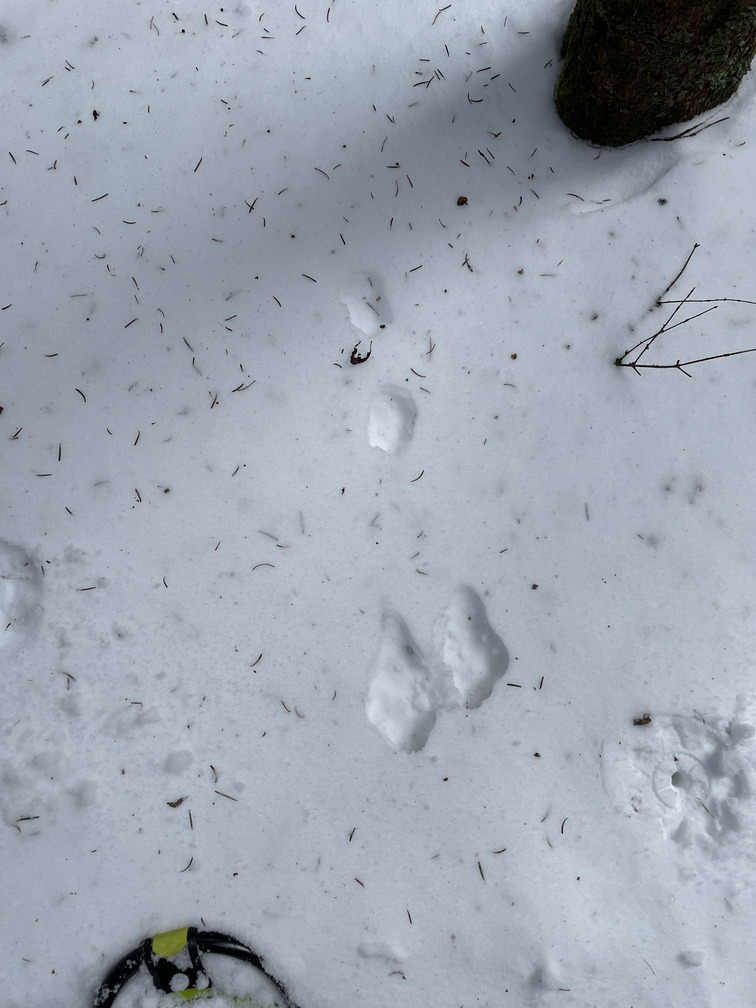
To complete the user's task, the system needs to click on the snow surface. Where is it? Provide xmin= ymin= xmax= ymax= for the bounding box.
xmin=3 ymin=1 xmax=756 ymax=1006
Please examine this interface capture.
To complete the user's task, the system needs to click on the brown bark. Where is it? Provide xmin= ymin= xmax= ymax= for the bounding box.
xmin=555 ymin=0 xmax=756 ymax=146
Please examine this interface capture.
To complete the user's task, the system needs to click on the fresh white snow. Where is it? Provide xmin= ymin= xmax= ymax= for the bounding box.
xmin=3 ymin=1 xmax=756 ymax=1006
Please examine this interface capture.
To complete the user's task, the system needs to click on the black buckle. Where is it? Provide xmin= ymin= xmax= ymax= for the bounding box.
xmin=144 ymin=927 xmax=211 ymax=995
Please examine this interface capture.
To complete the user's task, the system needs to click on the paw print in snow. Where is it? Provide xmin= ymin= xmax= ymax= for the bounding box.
xmin=366 ymin=588 xmax=508 ymax=752
xmin=365 ymin=612 xmax=443 ymax=753
xmin=340 ymin=277 xmax=389 ymax=338
xmin=368 ymin=386 xmax=417 ymax=454
xmin=440 ymin=586 xmax=509 ymax=709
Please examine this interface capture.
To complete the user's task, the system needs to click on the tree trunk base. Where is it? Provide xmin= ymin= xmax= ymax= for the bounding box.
xmin=555 ymin=0 xmax=756 ymax=147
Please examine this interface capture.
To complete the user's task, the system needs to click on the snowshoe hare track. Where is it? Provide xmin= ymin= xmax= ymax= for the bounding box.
xmin=365 ymin=612 xmax=442 ymax=753
xmin=439 ymin=585 xmax=509 ymax=709
xmin=366 ymin=587 xmax=508 ymax=753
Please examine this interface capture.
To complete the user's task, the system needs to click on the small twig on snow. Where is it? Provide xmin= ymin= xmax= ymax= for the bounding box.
xmin=648 ymin=115 xmax=730 ymax=142
xmin=656 ymin=243 xmax=699 ymax=302
xmin=615 ymin=246 xmax=756 ymax=375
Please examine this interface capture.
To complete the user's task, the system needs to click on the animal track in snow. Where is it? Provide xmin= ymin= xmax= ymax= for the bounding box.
xmin=601 ymin=695 xmax=756 ymax=860
xmin=439 ymin=586 xmax=509 ymax=709
xmin=0 ymin=539 xmax=42 ymax=654
xmin=365 ymin=613 xmax=443 ymax=753
xmin=366 ymin=588 xmax=508 ymax=752
xmin=340 ymin=277 xmax=389 ymax=338
xmin=368 ymin=386 xmax=417 ymax=454
xmin=357 ymin=940 xmax=408 ymax=965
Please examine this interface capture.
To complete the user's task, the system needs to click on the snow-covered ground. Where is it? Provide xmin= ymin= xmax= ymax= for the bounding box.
xmin=3 ymin=1 xmax=756 ymax=1005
